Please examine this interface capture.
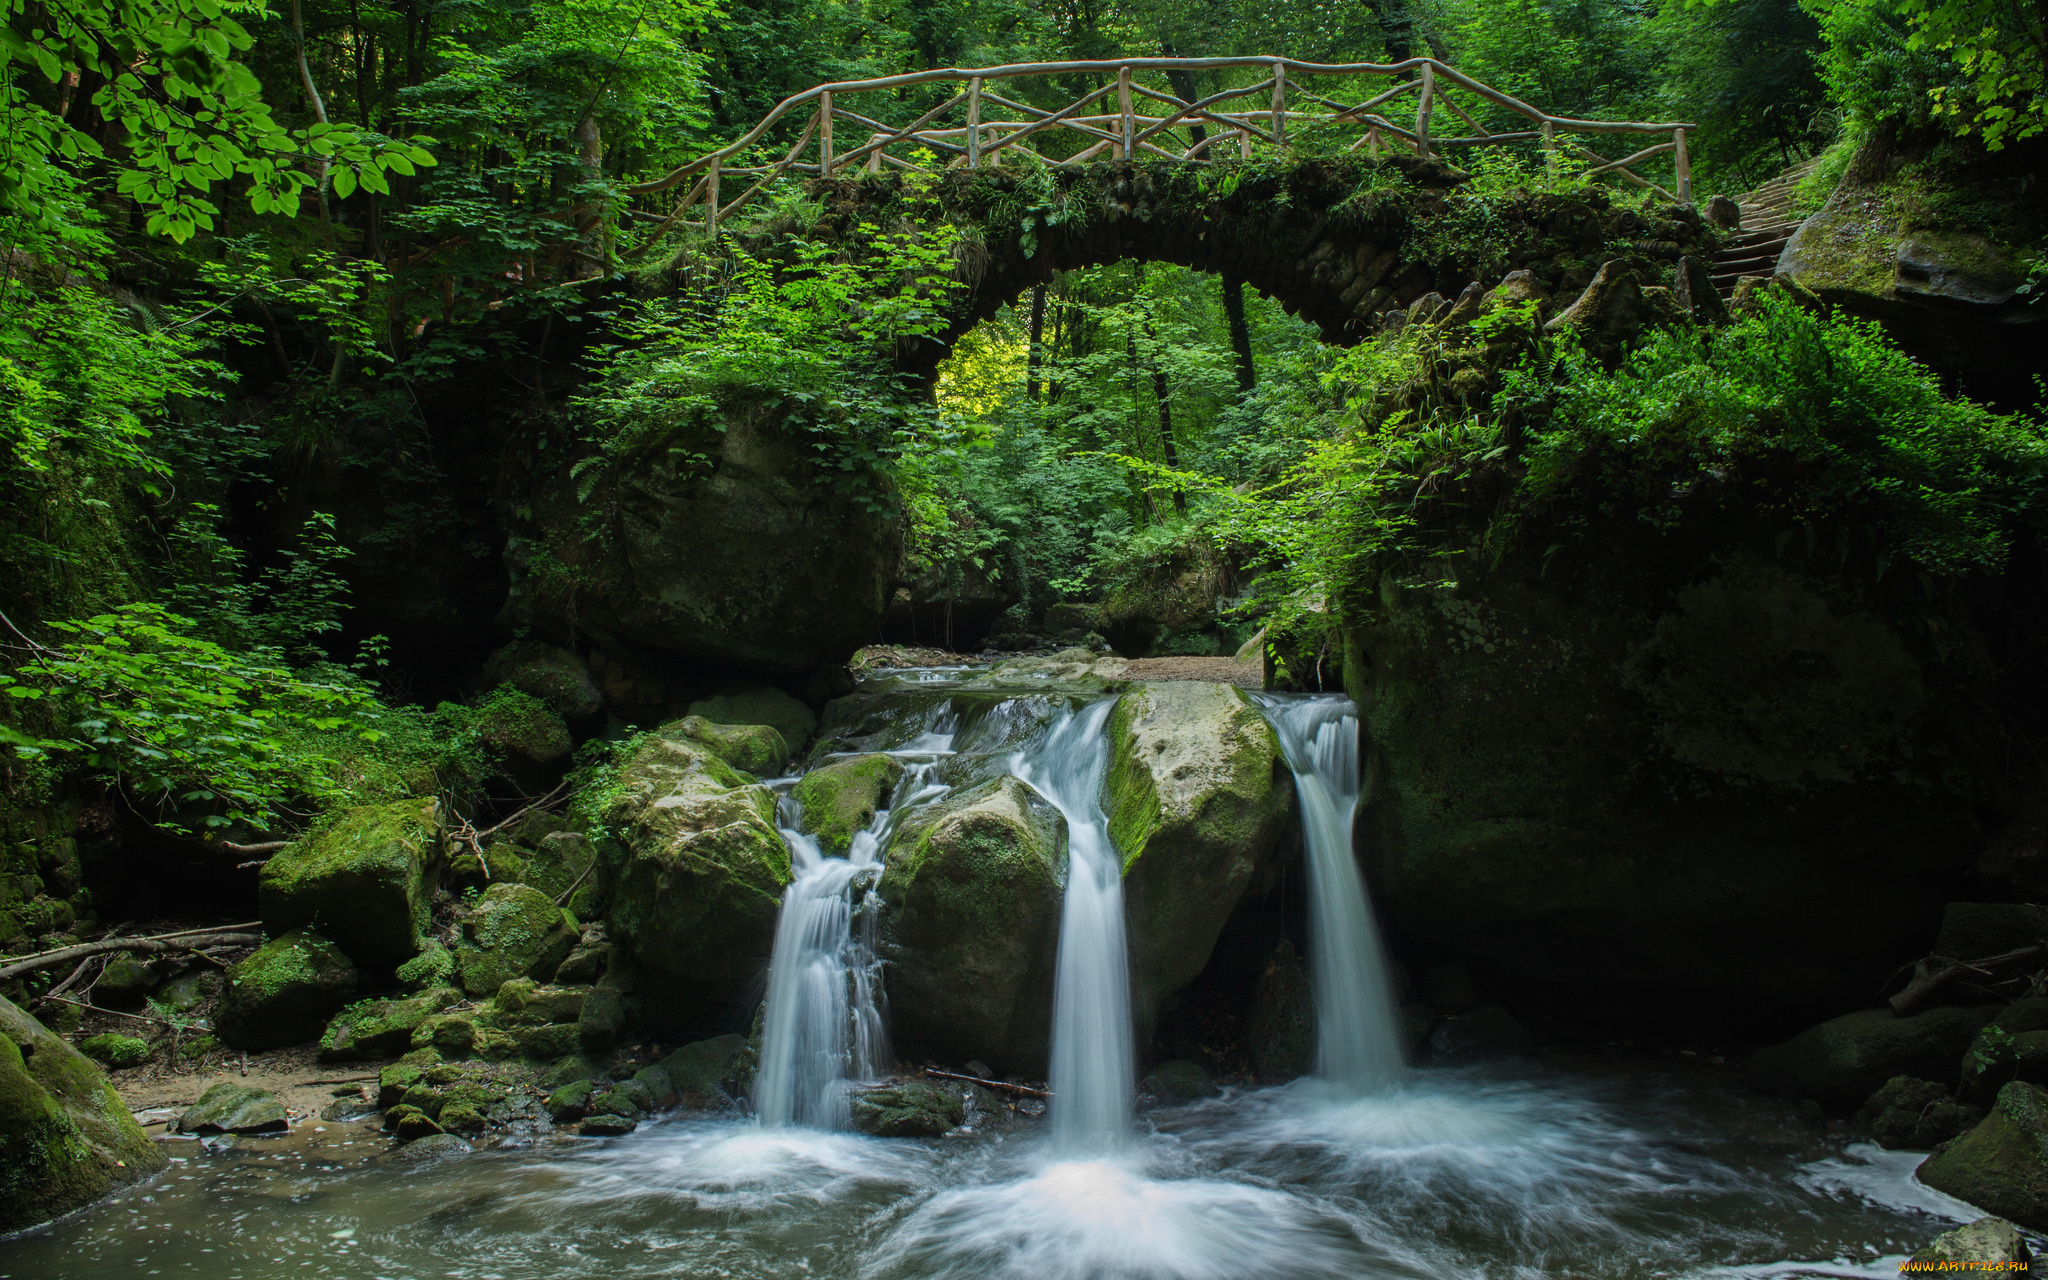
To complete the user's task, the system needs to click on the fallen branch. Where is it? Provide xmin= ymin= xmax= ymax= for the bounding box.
xmin=1890 ymin=944 xmax=2048 ymax=1016
xmin=296 ymin=1074 xmax=377 ymax=1086
xmin=923 ymin=1068 xmax=1051 ymax=1099
xmin=222 ymin=840 xmax=290 ymax=855
xmin=37 ymin=994 xmax=177 ymax=1027
xmin=553 ymin=859 xmax=596 ymax=907
xmin=0 ymin=931 xmax=263 ymax=982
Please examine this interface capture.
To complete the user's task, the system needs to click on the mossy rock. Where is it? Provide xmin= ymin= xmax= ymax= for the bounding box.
xmin=521 ymin=831 xmax=600 ymax=905
xmin=446 ymin=843 xmax=529 ymax=895
xmin=601 ymin=735 xmax=792 ymax=1029
xmin=543 ymin=1054 xmax=597 ymax=1089
xmin=483 ymin=639 xmax=603 ymax=723
xmin=215 ymin=930 xmax=360 ymax=1051
xmin=879 ymin=775 xmax=1065 ymax=1074
xmin=491 ymin=978 xmax=586 ymax=1027
xmin=579 ymin=1114 xmax=637 ymax=1137
xmin=794 ymin=754 xmax=904 ymax=853
xmin=259 ymin=800 xmax=435 ymax=972
xmin=1919 ymin=1082 xmax=2048 ymax=1231
xmin=686 ymin=687 xmax=817 ymax=755
xmin=633 ymin=1065 xmax=678 ymax=1109
xmin=1963 ymin=1025 xmax=2048 ymax=1105
xmin=577 ymin=985 xmax=626 ymax=1050
xmin=475 ymin=689 xmax=574 ymax=773
xmin=454 ymin=883 xmax=579 ymax=998
xmin=1107 ymin=681 xmax=1292 ymax=1034
xmin=665 ymin=716 xmax=790 ymax=778
xmin=177 ymin=1083 xmax=287 ymax=1134
xmin=94 ymin=955 xmax=157 ymax=1007
xmin=0 ymin=994 xmax=166 ymax=1233
xmin=156 ymin=971 xmax=218 ymax=1013
xmin=1746 ymin=1006 xmax=1997 ymax=1110
xmin=395 ymin=942 xmax=455 ymax=991
xmin=1908 ymin=1218 xmax=2034 ymax=1269
xmin=77 ymin=1035 xmax=149 ymax=1070
xmin=545 ymin=1078 xmax=595 ymax=1122
xmin=849 ymin=1080 xmax=963 ymax=1137
xmin=319 ymin=987 xmax=461 ymax=1061
xmin=1142 ymin=1059 xmax=1219 ymax=1101
xmin=659 ymin=1034 xmax=746 ymax=1101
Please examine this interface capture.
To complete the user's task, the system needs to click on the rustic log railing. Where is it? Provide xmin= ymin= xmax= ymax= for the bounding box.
xmin=625 ymin=56 xmax=1698 ymax=247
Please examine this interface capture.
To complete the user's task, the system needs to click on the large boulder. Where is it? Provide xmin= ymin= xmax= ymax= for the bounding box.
xmin=849 ymin=1080 xmax=964 ymax=1138
xmin=1935 ymin=903 xmax=2048 ymax=959
xmin=1860 ymin=1076 xmax=1982 ymax=1150
xmin=0 ymin=995 xmax=166 ymax=1233
xmin=600 ymin=732 xmax=792 ymax=1031
xmin=318 ymin=987 xmax=463 ymax=1061
xmin=686 ymin=687 xmax=818 ymax=756
xmin=878 ymin=775 xmax=1066 ymax=1074
xmin=453 ymin=884 xmax=580 ymax=998
xmin=1961 ymin=999 xmax=2048 ymax=1104
xmin=1918 ymin=1082 xmax=2048 ymax=1231
xmin=1107 ymin=682 xmax=1293 ymax=1031
xmin=1347 ymin=547 xmax=1995 ymax=1020
xmin=215 ymin=930 xmax=360 ymax=1050
xmin=667 ymin=715 xmax=790 ymax=778
xmin=794 ymin=754 xmax=905 ymax=853
xmin=176 ymin=1083 xmax=288 ymax=1134
xmin=503 ymin=406 xmax=904 ymax=677
xmin=1908 ymin=1218 xmax=2034 ymax=1269
xmin=482 ymin=639 xmax=603 ymax=724
xmin=1746 ymin=1006 xmax=1997 ymax=1109
xmin=259 ymin=800 xmax=436 ymax=973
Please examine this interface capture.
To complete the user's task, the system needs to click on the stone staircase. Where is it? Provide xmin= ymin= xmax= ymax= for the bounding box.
xmin=1710 ymin=156 xmax=1825 ymax=298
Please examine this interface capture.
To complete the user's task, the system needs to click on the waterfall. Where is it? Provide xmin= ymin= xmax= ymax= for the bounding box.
xmin=1014 ymin=699 xmax=1133 ymax=1152
xmin=1253 ymin=694 xmax=1406 ymax=1092
xmin=754 ymin=752 xmax=950 ymax=1129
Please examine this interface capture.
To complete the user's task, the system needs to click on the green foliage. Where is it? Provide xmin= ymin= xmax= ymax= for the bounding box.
xmin=1900 ymin=0 xmax=2047 ymax=149
xmin=0 ymin=603 xmax=383 ymax=830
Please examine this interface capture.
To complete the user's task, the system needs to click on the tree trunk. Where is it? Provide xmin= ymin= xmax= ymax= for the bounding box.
xmin=1223 ymin=273 xmax=1256 ymax=395
xmin=1027 ymin=284 xmax=1047 ymax=402
xmin=1145 ymin=322 xmax=1187 ymax=515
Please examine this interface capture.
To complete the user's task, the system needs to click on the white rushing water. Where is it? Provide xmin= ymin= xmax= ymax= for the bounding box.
xmin=754 ymin=749 xmax=951 ymax=1129
xmin=1253 ymin=693 xmax=1407 ymax=1091
xmin=1013 ymin=698 xmax=1133 ymax=1152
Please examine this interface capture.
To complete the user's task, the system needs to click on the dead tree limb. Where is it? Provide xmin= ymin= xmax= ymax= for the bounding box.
xmin=0 ymin=931 xmax=263 ymax=982
xmin=1890 ymin=945 xmax=2048 ymax=1016
xmin=921 ymin=1068 xmax=1051 ymax=1099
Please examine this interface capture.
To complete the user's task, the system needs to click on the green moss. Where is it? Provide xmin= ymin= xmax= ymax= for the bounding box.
xmin=663 ymin=716 xmax=790 ymax=778
xmin=1918 ymin=1081 xmax=2048 ymax=1231
xmin=453 ymin=883 xmax=579 ymax=997
xmin=659 ymin=1034 xmax=745 ymax=1098
xmin=684 ymin=687 xmax=818 ymax=755
xmin=793 ymin=754 xmax=905 ymax=854
xmin=318 ymin=987 xmax=461 ymax=1061
xmin=395 ymin=941 xmax=454 ymax=990
xmin=259 ymin=799 xmax=436 ymax=972
xmin=77 ymin=1034 xmax=149 ymax=1069
xmin=215 ymin=930 xmax=359 ymax=1051
xmin=475 ymin=687 xmax=573 ymax=765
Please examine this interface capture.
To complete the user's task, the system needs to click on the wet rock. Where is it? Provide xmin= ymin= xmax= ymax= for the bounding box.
xmin=0 ymin=995 xmax=166 ymax=1232
xmin=1935 ymin=903 xmax=2048 ymax=960
xmin=319 ymin=1096 xmax=381 ymax=1122
xmin=215 ymin=930 xmax=359 ymax=1051
xmin=632 ymin=1065 xmax=678 ymax=1110
xmin=156 ymin=971 xmax=218 ymax=1013
xmin=577 ymin=985 xmax=627 ymax=1050
xmin=687 ymin=687 xmax=818 ymax=756
xmin=667 ymin=715 xmax=790 ymax=779
xmin=659 ymin=1034 xmax=745 ymax=1102
xmin=379 ymin=1060 xmax=428 ymax=1107
xmin=1918 ymin=1082 xmax=2048 ymax=1231
xmin=579 ymin=1114 xmax=637 ymax=1137
xmin=319 ymin=987 xmax=462 ymax=1061
xmin=850 ymin=1081 xmax=964 ymax=1137
xmin=794 ymin=754 xmax=905 ymax=853
xmin=1248 ymin=938 xmax=1314 ymax=1083
xmin=545 ymin=1079 xmax=596 ymax=1122
xmin=1142 ymin=1059 xmax=1219 ymax=1101
xmin=1401 ymin=1003 xmax=1439 ymax=1054
xmin=544 ymin=1054 xmax=598 ymax=1088
xmin=878 ymin=775 xmax=1066 ymax=1074
xmin=77 ymin=1034 xmax=149 ymax=1069
xmin=1746 ymin=1006 xmax=1996 ymax=1110
xmin=1860 ymin=1076 xmax=1982 ymax=1149
xmin=483 ymin=639 xmax=603 ymax=725
xmin=454 ymin=883 xmax=579 ymax=998
xmin=1909 ymin=1217 xmax=2034 ymax=1268
xmin=260 ymin=800 xmax=436 ymax=973
xmin=601 ymin=734 xmax=790 ymax=1030
xmin=388 ymin=1132 xmax=470 ymax=1161
xmin=437 ymin=1103 xmax=487 ymax=1137
xmin=1109 ymin=682 xmax=1293 ymax=1034
xmin=178 ymin=1083 xmax=288 ymax=1134
xmin=1428 ymin=1006 xmax=1536 ymax=1063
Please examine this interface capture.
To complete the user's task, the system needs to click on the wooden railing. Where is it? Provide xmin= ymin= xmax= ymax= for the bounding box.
xmin=625 ymin=56 xmax=1698 ymax=244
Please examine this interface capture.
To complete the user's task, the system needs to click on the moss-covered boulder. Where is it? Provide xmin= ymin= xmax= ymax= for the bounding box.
xmin=601 ymin=734 xmax=792 ymax=1031
xmin=95 ymin=955 xmax=158 ymax=1007
xmin=521 ymin=831 xmax=602 ymax=913
xmin=1918 ymin=1082 xmax=2048 ymax=1230
xmin=475 ymin=689 xmax=575 ymax=788
xmin=483 ymin=639 xmax=604 ymax=724
xmin=0 ymin=994 xmax=166 ymax=1233
xmin=215 ymin=930 xmax=360 ymax=1050
xmin=1936 ymin=903 xmax=2048 ymax=960
xmin=318 ymin=987 xmax=462 ymax=1061
xmin=667 ymin=715 xmax=790 ymax=778
xmin=686 ymin=686 xmax=818 ymax=755
xmin=849 ymin=1080 xmax=964 ymax=1137
xmin=259 ymin=800 xmax=435 ymax=973
xmin=77 ymin=1034 xmax=149 ymax=1069
xmin=1860 ymin=1076 xmax=1982 ymax=1150
xmin=396 ymin=941 xmax=455 ymax=990
xmin=1908 ymin=1218 xmax=2034 ymax=1269
xmin=1107 ymin=682 xmax=1292 ymax=1032
xmin=659 ymin=1033 xmax=746 ymax=1101
xmin=878 ymin=775 xmax=1066 ymax=1073
xmin=1746 ymin=1006 xmax=1997 ymax=1110
xmin=454 ymin=883 xmax=579 ymax=998
xmin=1348 ymin=546 xmax=1995 ymax=1018
xmin=794 ymin=754 xmax=904 ymax=853
xmin=177 ymin=1083 xmax=288 ymax=1134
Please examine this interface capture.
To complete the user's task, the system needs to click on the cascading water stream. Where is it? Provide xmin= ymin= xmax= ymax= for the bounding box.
xmin=1012 ymin=699 xmax=1133 ymax=1152
xmin=754 ymin=748 xmax=952 ymax=1130
xmin=1252 ymin=693 xmax=1406 ymax=1091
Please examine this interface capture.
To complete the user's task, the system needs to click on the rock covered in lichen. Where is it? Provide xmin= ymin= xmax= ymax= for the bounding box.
xmin=177 ymin=1083 xmax=288 ymax=1134
xmin=259 ymin=800 xmax=436 ymax=972
xmin=215 ymin=929 xmax=359 ymax=1050
xmin=794 ymin=753 xmax=903 ymax=853
xmin=0 ymin=994 xmax=166 ymax=1233
xmin=849 ymin=1080 xmax=964 ymax=1137
xmin=483 ymin=639 xmax=603 ymax=724
xmin=454 ymin=883 xmax=579 ymax=998
xmin=878 ymin=775 xmax=1066 ymax=1073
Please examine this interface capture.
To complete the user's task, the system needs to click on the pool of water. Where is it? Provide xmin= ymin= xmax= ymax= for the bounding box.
xmin=0 ymin=1059 xmax=1989 ymax=1280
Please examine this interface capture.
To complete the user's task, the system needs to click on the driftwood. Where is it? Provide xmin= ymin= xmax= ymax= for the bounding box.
xmin=0 ymin=926 xmax=263 ymax=982
xmin=924 ymin=1068 xmax=1051 ymax=1099
xmin=1890 ymin=945 xmax=2048 ymax=1017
